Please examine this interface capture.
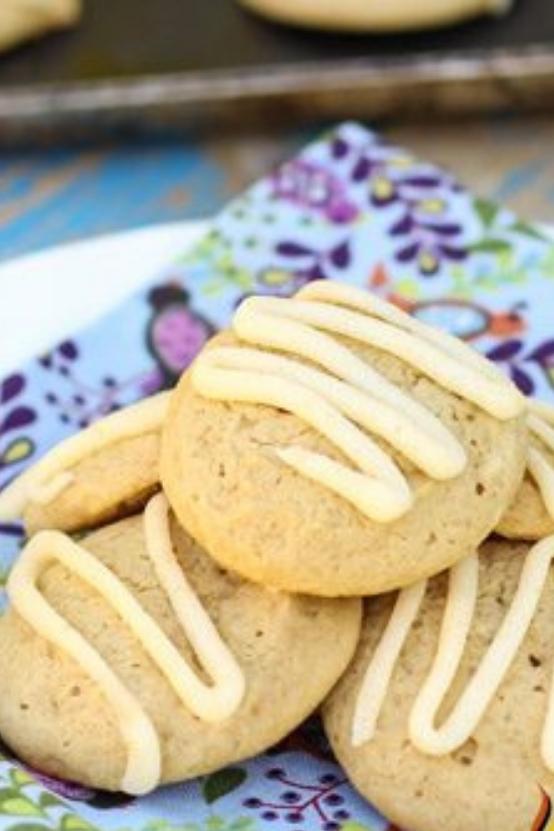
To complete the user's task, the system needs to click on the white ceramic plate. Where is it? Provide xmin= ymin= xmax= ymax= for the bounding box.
xmin=0 ymin=220 xmax=209 ymax=377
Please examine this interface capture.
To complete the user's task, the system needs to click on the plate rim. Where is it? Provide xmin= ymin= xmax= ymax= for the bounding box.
xmin=0 ymin=218 xmax=209 ymax=377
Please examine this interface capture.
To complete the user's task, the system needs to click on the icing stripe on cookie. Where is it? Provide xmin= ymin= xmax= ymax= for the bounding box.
xmin=527 ymin=401 xmax=554 ymax=521
xmin=352 ymin=580 xmax=426 ymax=746
xmin=6 ymin=493 xmax=244 ymax=794
xmin=352 ymin=535 xmax=554 ymax=771
xmin=0 ymin=392 xmax=170 ymax=521
xmin=192 ymin=282 xmax=523 ymax=523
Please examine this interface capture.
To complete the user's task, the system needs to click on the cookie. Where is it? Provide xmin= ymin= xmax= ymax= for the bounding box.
xmin=497 ymin=400 xmax=554 ymax=540
xmin=0 ymin=393 xmax=168 ymax=534
xmin=237 ymin=0 xmax=511 ymax=32
xmin=161 ymin=281 xmax=527 ymax=596
xmin=323 ymin=535 xmax=554 ymax=831
xmin=0 ymin=0 xmax=81 ymax=54
xmin=0 ymin=493 xmax=361 ymax=793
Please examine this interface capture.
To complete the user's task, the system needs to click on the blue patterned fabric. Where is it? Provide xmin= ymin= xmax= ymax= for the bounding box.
xmin=0 ymin=122 xmax=553 ymax=831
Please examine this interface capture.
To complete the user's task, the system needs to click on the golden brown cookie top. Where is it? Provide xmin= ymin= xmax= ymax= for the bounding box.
xmin=237 ymin=0 xmax=511 ymax=33
xmin=162 ymin=282 xmax=527 ymax=596
xmin=324 ymin=535 xmax=554 ymax=831
xmin=0 ymin=393 xmax=168 ymax=534
xmin=0 ymin=500 xmax=361 ymax=792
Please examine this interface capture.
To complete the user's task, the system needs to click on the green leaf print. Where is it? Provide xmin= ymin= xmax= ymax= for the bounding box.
xmin=0 ymin=789 xmax=43 ymax=817
xmin=141 ymin=819 xmax=254 ymax=831
xmin=474 ymin=198 xmax=499 ymax=229
xmin=38 ymin=793 xmax=63 ymax=810
xmin=202 ymin=767 xmax=247 ymax=805
xmin=468 ymin=238 xmax=512 ymax=254
xmin=59 ymin=814 xmax=98 ymax=831
xmin=341 ymin=823 xmax=374 ymax=831
xmin=227 ymin=820 xmax=255 ymax=831
xmin=509 ymin=220 xmax=549 ymax=242
xmin=9 ymin=769 xmax=34 ymax=788
xmin=2 ymin=824 xmax=48 ymax=831
xmin=540 ymin=247 xmax=554 ymax=279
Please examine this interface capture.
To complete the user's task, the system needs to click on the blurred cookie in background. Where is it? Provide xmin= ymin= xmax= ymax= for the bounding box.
xmin=0 ymin=0 xmax=81 ymax=53
xmin=237 ymin=0 xmax=514 ymax=33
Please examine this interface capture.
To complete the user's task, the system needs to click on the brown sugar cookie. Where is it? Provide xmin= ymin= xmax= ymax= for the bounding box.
xmin=323 ymin=535 xmax=554 ymax=831
xmin=0 ymin=495 xmax=361 ymax=793
xmin=237 ymin=0 xmax=512 ymax=33
xmin=161 ymin=282 xmax=527 ymax=596
xmin=0 ymin=0 xmax=81 ymax=54
xmin=0 ymin=393 xmax=168 ymax=534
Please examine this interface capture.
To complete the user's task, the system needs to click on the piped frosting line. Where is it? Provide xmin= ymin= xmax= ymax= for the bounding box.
xmin=193 ymin=348 xmax=412 ymax=522
xmin=352 ymin=580 xmax=426 ymax=747
xmin=192 ymin=282 xmax=522 ymax=523
xmin=7 ymin=531 xmax=161 ymax=795
xmin=6 ymin=493 xmax=244 ymax=794
xmin=352 ymin=535 xmax=554 ymax=771
xmin=200 ymin=347 xmax=454 ymax=477
xmin=527 ymin=404 xmax=554 ymax=521
xmin=143 ymin=494 xmax=245 ymax=719
xmin=0 ymin=392 xmax=170 ymax=521
xmin=296 ymin=281 xmax=523 ymax=418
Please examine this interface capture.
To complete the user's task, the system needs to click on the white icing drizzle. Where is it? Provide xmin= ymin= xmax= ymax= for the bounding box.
xmin=0 ymin=392 xmax=170 ymax=521
xmin=6 ymin=493 xmax=245 ymax=794
xmin=352 ymin=535 xmax=554 ymax=771
xmin=527 ymin=401 xmax=554 ymax=521
xmin=351 ymin=580 xmax=426 ymax=747
xmin=191 ymin=282 xmax=523 ymax=523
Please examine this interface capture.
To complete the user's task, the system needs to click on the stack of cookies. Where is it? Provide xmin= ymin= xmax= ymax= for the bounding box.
xmin=0 ymin=280 xmax=553 ymax=831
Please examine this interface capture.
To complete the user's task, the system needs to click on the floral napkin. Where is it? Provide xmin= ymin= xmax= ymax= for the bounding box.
xmin=0 ymin=122 xmax=553 ymax=831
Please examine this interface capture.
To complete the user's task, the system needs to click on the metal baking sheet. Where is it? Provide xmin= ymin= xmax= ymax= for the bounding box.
xmin=0 ymin=0 xmax=553 ymax=140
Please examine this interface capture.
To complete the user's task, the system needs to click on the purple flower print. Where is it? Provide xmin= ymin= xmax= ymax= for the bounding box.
xmin=528 ymin=339 xmax=554 ymax=392
xmin=39 ymin=339 xmax=79 ymax=371
xmin=330 ymin=131 xmax=466 ymax=275
xmin=0 ymin=405 xmax=34 ymax=436
xmin=0 ymin=523 xmax=22 ymax=538
xmin=40 ymin=337 xmax=155 ymax=428
xmin=38 ymin=283 xmax=215 ymax=431
xmin=236 ymin=267 xmax=315 ymax=305
xmin=392 ymin=217 xmax=466 ymax=276
xmin=486 ymin=337 xmax=554 ymax=396
xmin=40 ymin=340 xmax=129 ymax=429
xmin=0 ymin=374 xmax=35 ymax=439
xmin=234 ymin=238 xmax=351 ymax=306
xmin=1 ymin=374 xmax=25 ymax=404
xmin=0 ymin=373 xmax=36 ymax=479
xmin=275 ymin=238 xmax=351 ymax=282
xmin=0 ymin=373 xmax=30 ymax=539
xmin=272 ymin=160 xmax=359 ymax=224
xmin=232 ymin=237 xmax=351 ymax=306
xmin=488 ymin=340 xmax=535 ymax=395
xmin=384 ymin=188 xmax=466 ymax=276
